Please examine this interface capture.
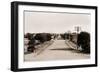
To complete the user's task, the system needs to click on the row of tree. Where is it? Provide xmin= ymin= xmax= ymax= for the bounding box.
xmin=25 ymin=33 xmax=52 ymax=52
xmin=25 ymin=32 xmax=90 ymax=53
xmin=60 ymin=32 xmax=90 ymax=53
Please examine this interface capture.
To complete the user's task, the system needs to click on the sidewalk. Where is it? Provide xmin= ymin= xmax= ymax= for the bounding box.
xmin=24 ymin=40 xmax=54 ymax=58
xmin=65 ymin=40 xmax=80 ymax=50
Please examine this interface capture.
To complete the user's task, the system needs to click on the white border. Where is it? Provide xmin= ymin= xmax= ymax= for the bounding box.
xmin=18 ymin=5 xmax=95 ymax=68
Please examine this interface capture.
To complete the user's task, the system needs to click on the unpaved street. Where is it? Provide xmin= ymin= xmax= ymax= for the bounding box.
xmin=24 ymin=40 xmax=90 ymax=61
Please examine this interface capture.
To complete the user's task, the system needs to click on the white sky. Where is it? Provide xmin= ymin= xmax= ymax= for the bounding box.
xmin=24 ymin=11 xmax=91 ymax=33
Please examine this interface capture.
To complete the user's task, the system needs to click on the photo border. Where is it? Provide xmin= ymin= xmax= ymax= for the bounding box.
xmin=11 ymin=1 xmax=98 ymax=72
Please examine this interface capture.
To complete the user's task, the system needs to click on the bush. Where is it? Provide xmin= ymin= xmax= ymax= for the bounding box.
xmin=77 ymin=32 xmax=90 ymax=53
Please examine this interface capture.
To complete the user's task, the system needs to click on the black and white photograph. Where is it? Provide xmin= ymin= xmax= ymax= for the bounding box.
xmin=11 ymin=1 xmax=97 ymax=71
xmin=24 ymin=11 xmax=91 ymax=61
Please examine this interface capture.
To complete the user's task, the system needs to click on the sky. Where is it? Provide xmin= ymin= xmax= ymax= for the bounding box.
xmin=24 ymin=11 xmax=91 ymax=34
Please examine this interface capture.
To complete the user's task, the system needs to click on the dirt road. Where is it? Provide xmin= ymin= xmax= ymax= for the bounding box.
xmin=24 ymin=40 xmax=90 ymax=61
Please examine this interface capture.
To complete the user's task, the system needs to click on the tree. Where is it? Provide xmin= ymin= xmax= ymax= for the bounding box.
xmin=25 ymin=33 xmax=33 ymax=40
xmin=77 ymin=32 xmax=90 ymax=53
xmin=46 ymin=33 xmax=52 ymax=41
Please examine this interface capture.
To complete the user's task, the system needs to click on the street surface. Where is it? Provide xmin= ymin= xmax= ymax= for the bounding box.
xmin=24 ymin=40 xmax=90 ymax=61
